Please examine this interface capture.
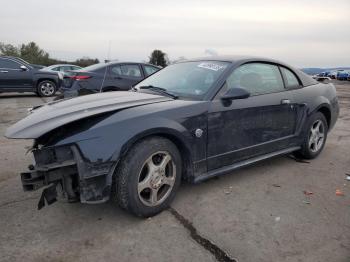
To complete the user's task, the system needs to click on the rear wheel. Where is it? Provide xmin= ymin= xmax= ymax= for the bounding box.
xmin=114 ymin=137 xmax=182 ymax=217
xmin=295 ymin=112 xmax=328 ymax=159
xmin=37 ymin=80 xmax=57 ymax=97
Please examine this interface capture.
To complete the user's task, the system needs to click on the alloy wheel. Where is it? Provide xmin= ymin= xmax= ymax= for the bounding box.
xmin=308 ymin=119 xmax=325 ymax=153
xmin=40 ymin=82 xmax=55 ymax=96
xmin=137 ymin=151 xmax=176 ymax=207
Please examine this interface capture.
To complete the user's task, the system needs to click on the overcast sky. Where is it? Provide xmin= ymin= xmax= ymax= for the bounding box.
xmin=2 ymin=0 xmax=350 ymax=67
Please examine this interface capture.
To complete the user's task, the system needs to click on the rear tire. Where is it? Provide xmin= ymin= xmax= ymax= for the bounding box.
xmin=114 ymin=137 xmax=182 ymax=217
xmin=294 ymin=112 xmax=328 ymax=159
xmin=37 ymin=80 xmax=57 ymax=97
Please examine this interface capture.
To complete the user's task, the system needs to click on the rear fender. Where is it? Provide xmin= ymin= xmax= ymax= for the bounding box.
xmin=34 ymin=74 xmax=60 ymax=88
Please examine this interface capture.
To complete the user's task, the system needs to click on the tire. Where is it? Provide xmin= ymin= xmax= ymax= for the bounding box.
xmin=37 ymin=80 xmax=57 ymax=97
xmin=295 ymin=112 xmax=328 ymax=159
xmin=114 ymin=136 xmax=182 ymax=217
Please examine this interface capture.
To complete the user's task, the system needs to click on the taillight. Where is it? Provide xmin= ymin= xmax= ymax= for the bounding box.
xmin=70 ymin=75 xmax=91 ymax=80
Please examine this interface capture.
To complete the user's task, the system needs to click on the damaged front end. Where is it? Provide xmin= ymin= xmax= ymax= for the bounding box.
xmin=5 ymin=92 xmax=175 ymax=210
xmin=22 ymin=144 xmax=115 ymax=209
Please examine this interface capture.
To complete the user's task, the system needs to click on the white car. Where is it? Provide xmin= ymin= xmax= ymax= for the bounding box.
xmin=42 ymin=64 xmax=82 ymax=73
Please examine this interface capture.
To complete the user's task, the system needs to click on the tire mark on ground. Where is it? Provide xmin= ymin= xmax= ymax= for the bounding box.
xmin=0 ymin=196 xmax=37 ymax=208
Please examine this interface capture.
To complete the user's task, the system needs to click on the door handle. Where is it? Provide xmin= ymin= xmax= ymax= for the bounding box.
xmin=114 ymin=76 xmax=122 ymax=80
xmin=281 ymin=99 xmax=291 ymax=105
xmin=0 ymin=70 xmax=8 ymax=73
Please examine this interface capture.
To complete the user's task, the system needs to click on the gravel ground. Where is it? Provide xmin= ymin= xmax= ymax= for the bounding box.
xmin=0 ymin=81 xmax=349 ymax=262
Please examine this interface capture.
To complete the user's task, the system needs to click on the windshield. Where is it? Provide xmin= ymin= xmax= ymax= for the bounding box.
xmin=135 ymin=61 xmax=229 ymax=99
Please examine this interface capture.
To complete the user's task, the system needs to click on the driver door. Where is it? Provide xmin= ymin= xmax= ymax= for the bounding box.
xmin=0 ymin=58 xmax=32 ymax=90
xmin=207 ymin=62 xmax=298 ymax=171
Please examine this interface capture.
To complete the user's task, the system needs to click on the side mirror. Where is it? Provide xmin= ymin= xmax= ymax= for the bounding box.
xmin=221 ymin=87 xmax=250 ymax=101
xmin=20 ymin=65 xmax=28 ymax=71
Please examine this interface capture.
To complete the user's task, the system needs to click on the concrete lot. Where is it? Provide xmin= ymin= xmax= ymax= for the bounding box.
xmin=0 ymin=82 xmax=349 ymax=262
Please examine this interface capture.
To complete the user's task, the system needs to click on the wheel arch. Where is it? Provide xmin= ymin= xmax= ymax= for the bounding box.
xmin=35 ymin=78 xmax=58 ymax=88
xmin=117 ymin=128 xmax=194 ymax=182
xmin=314 ymin=104 xmax=331 ymax=129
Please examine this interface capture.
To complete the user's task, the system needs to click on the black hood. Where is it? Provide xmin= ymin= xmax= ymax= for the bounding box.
xmin=5 ymin=91 xmax=172 ymax=139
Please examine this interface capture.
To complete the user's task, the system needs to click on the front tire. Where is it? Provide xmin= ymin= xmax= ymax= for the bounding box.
xmin=295 ymin=112 xmax=328 ymax=159
xmin=114 ymin=137 xmax=182 ymax=217
xmin=37 ymin=80 xmax=57 ymax=97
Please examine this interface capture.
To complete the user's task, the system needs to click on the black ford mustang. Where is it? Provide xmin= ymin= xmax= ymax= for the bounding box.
xmin=6 ymin=56 xmax=339 ymax=217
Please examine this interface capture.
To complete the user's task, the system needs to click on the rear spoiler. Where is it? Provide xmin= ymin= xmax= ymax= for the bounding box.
xmin=312 ymin=76 xmax=331 ymax=83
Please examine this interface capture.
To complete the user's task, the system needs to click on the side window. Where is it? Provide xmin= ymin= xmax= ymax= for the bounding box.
xmin=120 ymin=64 xmax=142 ymax=78
xmin=60 ymin=66 xmax=71 ymax=72
xmin=0 ymin=59 xmax=21 ymax=69
xmin=51 ymin=67 xmax=60 ymax=71
xmin=0 ymin=58 xmax=7 ymax=68
xmin=280 ymin=67 xmax=300 ymax=88
xmin=144 ymin=65 xmax=159 ymax=76
xmin=110 ymin=65 xmax=122 ymax=75
xmin=226 ymin=63 xmax=284 ymax=95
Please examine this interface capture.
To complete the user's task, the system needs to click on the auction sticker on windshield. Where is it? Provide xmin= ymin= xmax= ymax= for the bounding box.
xmin=198 ymin=62 xmax=226 ymax=71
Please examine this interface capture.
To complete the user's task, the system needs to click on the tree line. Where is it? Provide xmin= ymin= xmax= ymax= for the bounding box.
xmin=0 ymin=41 xmax=184 ymax=68
xmin=0 ymin=42 xmax=99 ymax=67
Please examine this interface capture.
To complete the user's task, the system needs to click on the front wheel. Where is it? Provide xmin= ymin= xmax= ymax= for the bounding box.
xmin=114 ymin=137 xmax=182 ymax=217
xmin=295 ymin=112 xmax=328 ymax=159
xmin=37 ymin=80 xmax=57 ymax=97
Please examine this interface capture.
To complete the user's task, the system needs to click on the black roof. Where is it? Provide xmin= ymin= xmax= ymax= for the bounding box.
xmin=186 ymin=55 xmax=318 ymax=87
xmin=105 ymin=61 xmax=162 ymax=69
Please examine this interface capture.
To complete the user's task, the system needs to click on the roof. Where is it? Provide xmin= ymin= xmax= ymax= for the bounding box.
xmin=44 ymin=64 xmax=81 ymax=68
xmin=187 ymin=55 xmax=288 ymax=65
xmin=104 ymin=61 xmax=161 ymax=68
xmin=186 ymin=55 xmax=318 ymax=87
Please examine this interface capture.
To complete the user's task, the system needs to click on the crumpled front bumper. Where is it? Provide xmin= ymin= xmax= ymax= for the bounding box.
xmin=21 ymin=144 xmax=116 ymax=209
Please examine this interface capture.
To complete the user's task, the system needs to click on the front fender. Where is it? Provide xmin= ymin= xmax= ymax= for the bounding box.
xmin=73 ymin=116 xmax=197 ymax=164
xmin=70 ymin=116 xmax=200 ymax=201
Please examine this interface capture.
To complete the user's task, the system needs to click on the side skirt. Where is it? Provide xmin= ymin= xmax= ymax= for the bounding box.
xmin=194 ymin=146 xmax=301 ymax=183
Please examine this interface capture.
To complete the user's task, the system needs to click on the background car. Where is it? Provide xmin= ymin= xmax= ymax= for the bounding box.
xmin=61 ymin=62 xmax=161 ymax=97
xmin=42 ymin=64 xmax=82 ymax=73
xmin=0 ymin=56 xmax=62 ymax=96
xmin=329 ymin=71 xmax=339 ymax=79
xmin=42 ymin=64 xmax=83 ymax=89
xmin=3 ymin=56 xmax=45 ymax=69
xmin=337 ymin=70 xmax=349 ymax=80
xmin=6 ymin=56 xmax=339 ymax=217
xmin=312 ymin=74 xmax=331 ymax=83
xmin=316 ymin=71 xmax=332 ymax=78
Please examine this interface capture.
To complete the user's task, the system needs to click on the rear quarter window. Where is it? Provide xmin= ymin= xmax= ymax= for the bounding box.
xmin=280 ymin=67 xmax=301 ymax=88
xmin=144 ymin=65 xmax=160 ymax=76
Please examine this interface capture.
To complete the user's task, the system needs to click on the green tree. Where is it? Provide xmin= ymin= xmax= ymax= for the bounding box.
xmin=74 ymin=57 xmax=100 ymax=67
xmin=19 ymin=42 xmax=51 ymax=65
xmin=149 ymin=49 xmax=167 ymax=67
xmin=0 ymin=42 xmax=20 ymax=56
xmin=0 ymin=41 xmax=100 ymax=67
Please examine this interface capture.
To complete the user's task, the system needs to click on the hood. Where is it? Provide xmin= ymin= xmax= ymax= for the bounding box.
xmin=5 ymin=91 xmax=172 ymax=139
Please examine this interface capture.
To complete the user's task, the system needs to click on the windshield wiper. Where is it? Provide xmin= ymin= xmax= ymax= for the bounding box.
xmin=139 ymin=85 xmax=178 ymax=99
